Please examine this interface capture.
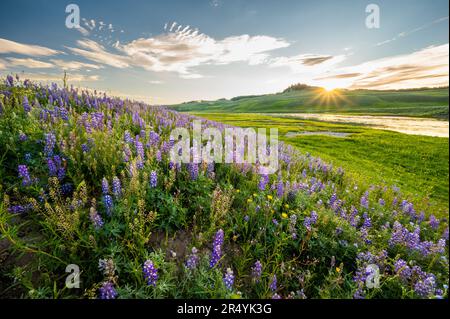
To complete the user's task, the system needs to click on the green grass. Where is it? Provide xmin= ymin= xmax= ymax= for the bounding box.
xmin=170 ymin=87 xmax=449 ymax=119
xmin=193 ymin=113 xmax=449 ymax=212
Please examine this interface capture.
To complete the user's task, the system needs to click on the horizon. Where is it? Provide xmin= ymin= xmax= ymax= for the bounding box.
xmin=0 ymin=0 xmax=449 ymax=104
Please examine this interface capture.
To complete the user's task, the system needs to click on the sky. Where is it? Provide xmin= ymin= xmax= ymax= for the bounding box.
xmin=0 ymin=0 xmax=448 ymax=104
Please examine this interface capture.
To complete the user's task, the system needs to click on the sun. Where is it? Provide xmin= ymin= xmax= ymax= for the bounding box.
xmin=321 ymin=83 xmax=340 ymax=92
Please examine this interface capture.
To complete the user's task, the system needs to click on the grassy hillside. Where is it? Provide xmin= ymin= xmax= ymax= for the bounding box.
xmin=193 ymin=113 xmax=449 ymax=211
xmin=170 ymin=87 xmax=449 ymax=119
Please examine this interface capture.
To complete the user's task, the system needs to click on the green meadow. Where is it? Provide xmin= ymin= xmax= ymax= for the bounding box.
xmin=171 ymin=87 xmax=449 ymax=119
xmin=192 ymin=113 xmax=449 ymax=213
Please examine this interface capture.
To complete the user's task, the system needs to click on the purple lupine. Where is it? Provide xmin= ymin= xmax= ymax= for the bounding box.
xmin=24 ymin=153 xmax=32 ymax=162
xmin=150 ymin=171 xmax=157 ymax=188
xmin=269 ymin=274 xmax=277 ymax=291
xmin=429 ymin=215 xmax=439 ymax=230
xmin=394 ymin=259 xmax=412 ymax=281
xmin=148 ymin=131 xmax=160 ymax=146
xmin=304 ymin=211 xmax=318 ymax=231
xmin=89 ymin=207 xmax=104 ymax=229
xmin=362 ymin=213 xmax=372 ymax=229
xmin=102 ymin=177 xmax=109 ymax=195
xmin=185 ymin=247 xmax=199 ymax=270
xmin=99 ymin=282 xmax=117 ymax=299
xmin=18 ymin=164 xmax=32 ymax=186
xmin=112 ymin=176 xmax=121 ymax=198
xmin=81 ymin=143 xmax=89 ymax=152
xmin=276 ymin=180 xmax=284 ymax=198
xmin=188 ymin=163 xmax=199 ymax=180
xmin=103 ymin=195 xmax=113 ymax=215
xmin=258 ymin=175 xmax=269 ymax=191
xmin=23 ymin=96 xmax=31 ymax=113
xmin=414 ymin=274 xmax=436 ymax=298
xmin=6 ymin=75 xmax=14 ymax=87
xmin=210 ymin=229 xmax=224 ymax=268
xmin=251 ymin=260 xmax=262 ymax=283
xmin=156 ymin=150 xmax=162 ymax=162
xmin=360 ymin=192 xmax=369 ymax=209
xmin=134 ymin=140 xmax=145 ymax=160
xmin=44 ymin=132 xmax=56 ymax=156
xmin=19 ymin=132 xmax=28 ymax=142
xmin=143 ymin=260 xmax=158 ymax=286
xmin=223 ymin=268 xmax=235 ymax=290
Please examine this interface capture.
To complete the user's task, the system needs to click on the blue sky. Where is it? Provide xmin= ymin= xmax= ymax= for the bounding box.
xmin=0 ymin=0 xmax=448 ymax=104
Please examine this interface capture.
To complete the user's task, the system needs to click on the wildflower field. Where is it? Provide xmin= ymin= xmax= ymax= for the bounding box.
xmin=0 ymin=76 xmax=448 ymax=299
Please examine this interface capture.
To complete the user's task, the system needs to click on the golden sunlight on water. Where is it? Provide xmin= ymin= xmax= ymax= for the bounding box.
xmin=268 ymin=114 xmax=449 ymax=138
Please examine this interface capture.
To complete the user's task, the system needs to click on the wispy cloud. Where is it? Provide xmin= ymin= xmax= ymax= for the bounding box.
xmin=269 ymin=53 xmax=346 ymax=72
xmin=312 ymin=44 xmax=449 ymax=90
xmin=0 ymin=58 xmax=6 ymax=70
xmin=376 ymin=16 xmax=449 ymax=46
xmin=7 ymin=57 xmax=54 ymax=69
xmin=66 ymin=23 xmax=290 ymax=78
xmin=66 ymin=39 xmax=130 ymax=68
xmin=15 ymin=72 xmax=100 ymax=83
xmin=0 ymin=38 xmax=61 ymax=56
xmin=50 ymin=59 xmax=103 ymax=70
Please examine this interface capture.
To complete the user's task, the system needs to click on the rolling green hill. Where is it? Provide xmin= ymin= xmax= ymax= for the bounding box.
xmin=169 ymin=87 xmax=449 ymax=119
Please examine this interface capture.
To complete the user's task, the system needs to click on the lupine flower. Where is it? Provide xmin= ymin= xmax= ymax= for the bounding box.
xmin=150 ymin=171 xmax=157 ymax=188
xmin=112 ymin=176 xmax=121 ymax=198
xmin=394 ymin=259 xmax=412 ymax=281
xmin=143 ymin=260 xmax=158 ymax=286
xmin=6 ymin=75 xmax=14 ymax=87
xmin=360 ymin=192 xmax=369 ymax=209
xmin=414 ymin=274 xmax=436 ymax=298
xmin=24 ymin=153 xmax=32 ymax=162
xmin=19 ymin=132 xmax=27 ymax=142
xmin=89 ymin=207 xmax=104 ymax=229
xmin=304 ymin=211 xmax=318 ymax=231
xmin=44 ymin=132 xmax=56 ymax=156
xmin=429 ymin=215 xmax=439 ymax=230
xmin=23 ymin=96 xmax=31 ymax=113
xmin=251 ymin=260 xmax=262 ymax=283
xmin=271 ymin=293 xmax=282 ymax=299
xmin=258 ymin=174 xmax=269 ymax=191
xmin=223 ymin=268 xmax=235 ymax=290
xmin=99 ymin=282 xmax=117 ymax=299
xmin=103 ymin=195 xmax=113 ymax=215
xmin=81 ymin=143 xmax=89 ymax=152
xmin=18 ymin=164 xmax=32 ymax=186
xmin=269 ymin=274 xmax=277 ymax=291
xmin=188 ymin=163 xmax=199 ymax=180
xmin=210 ymin=229 xmax=224 ymax=268
xmin=276 ymin=180 xmax=284 ymax=198
xmin=102 ymin=177 xmax=109 ymax=195
xmin=185 ymin=247 xmax=199 ymax=270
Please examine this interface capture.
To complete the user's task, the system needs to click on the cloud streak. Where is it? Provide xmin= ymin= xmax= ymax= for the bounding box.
xmin=0 ymin=38 xmax=61 ymax=56
xmin=376 ymin=16 xmax=449 ymax=46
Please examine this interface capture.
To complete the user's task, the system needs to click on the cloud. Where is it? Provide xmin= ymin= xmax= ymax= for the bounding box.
xmin=0 ymin=59 xmax=6 ymax=70
xmin=66 ymin=39 xmax=131 ymax=68
xmin=50 ymin=59 xmax=103 ymax=70
xmin=67 ymin=23 xmax=290 ymax=78
xmin=270 ymin=53 xmax=346 ymax=72
xmin=7 ymin=57 xmax=54 ymax=69
xmin=19 ymin=72 xmax=100 ymax=83
xmin=376 ymin=16 xmax=449 ymax=46
xmin=313 ymin=44 xmax=449 ymax=90
xmin=348 ymin=44 xmax=449 ymax=89
xmin=0 ymin=38 xmax=61 ymax=56
xmin=75 ymin=26 xmax=90 ymax=36
xmin=148 ymin=80 xmax=164 ymax=84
